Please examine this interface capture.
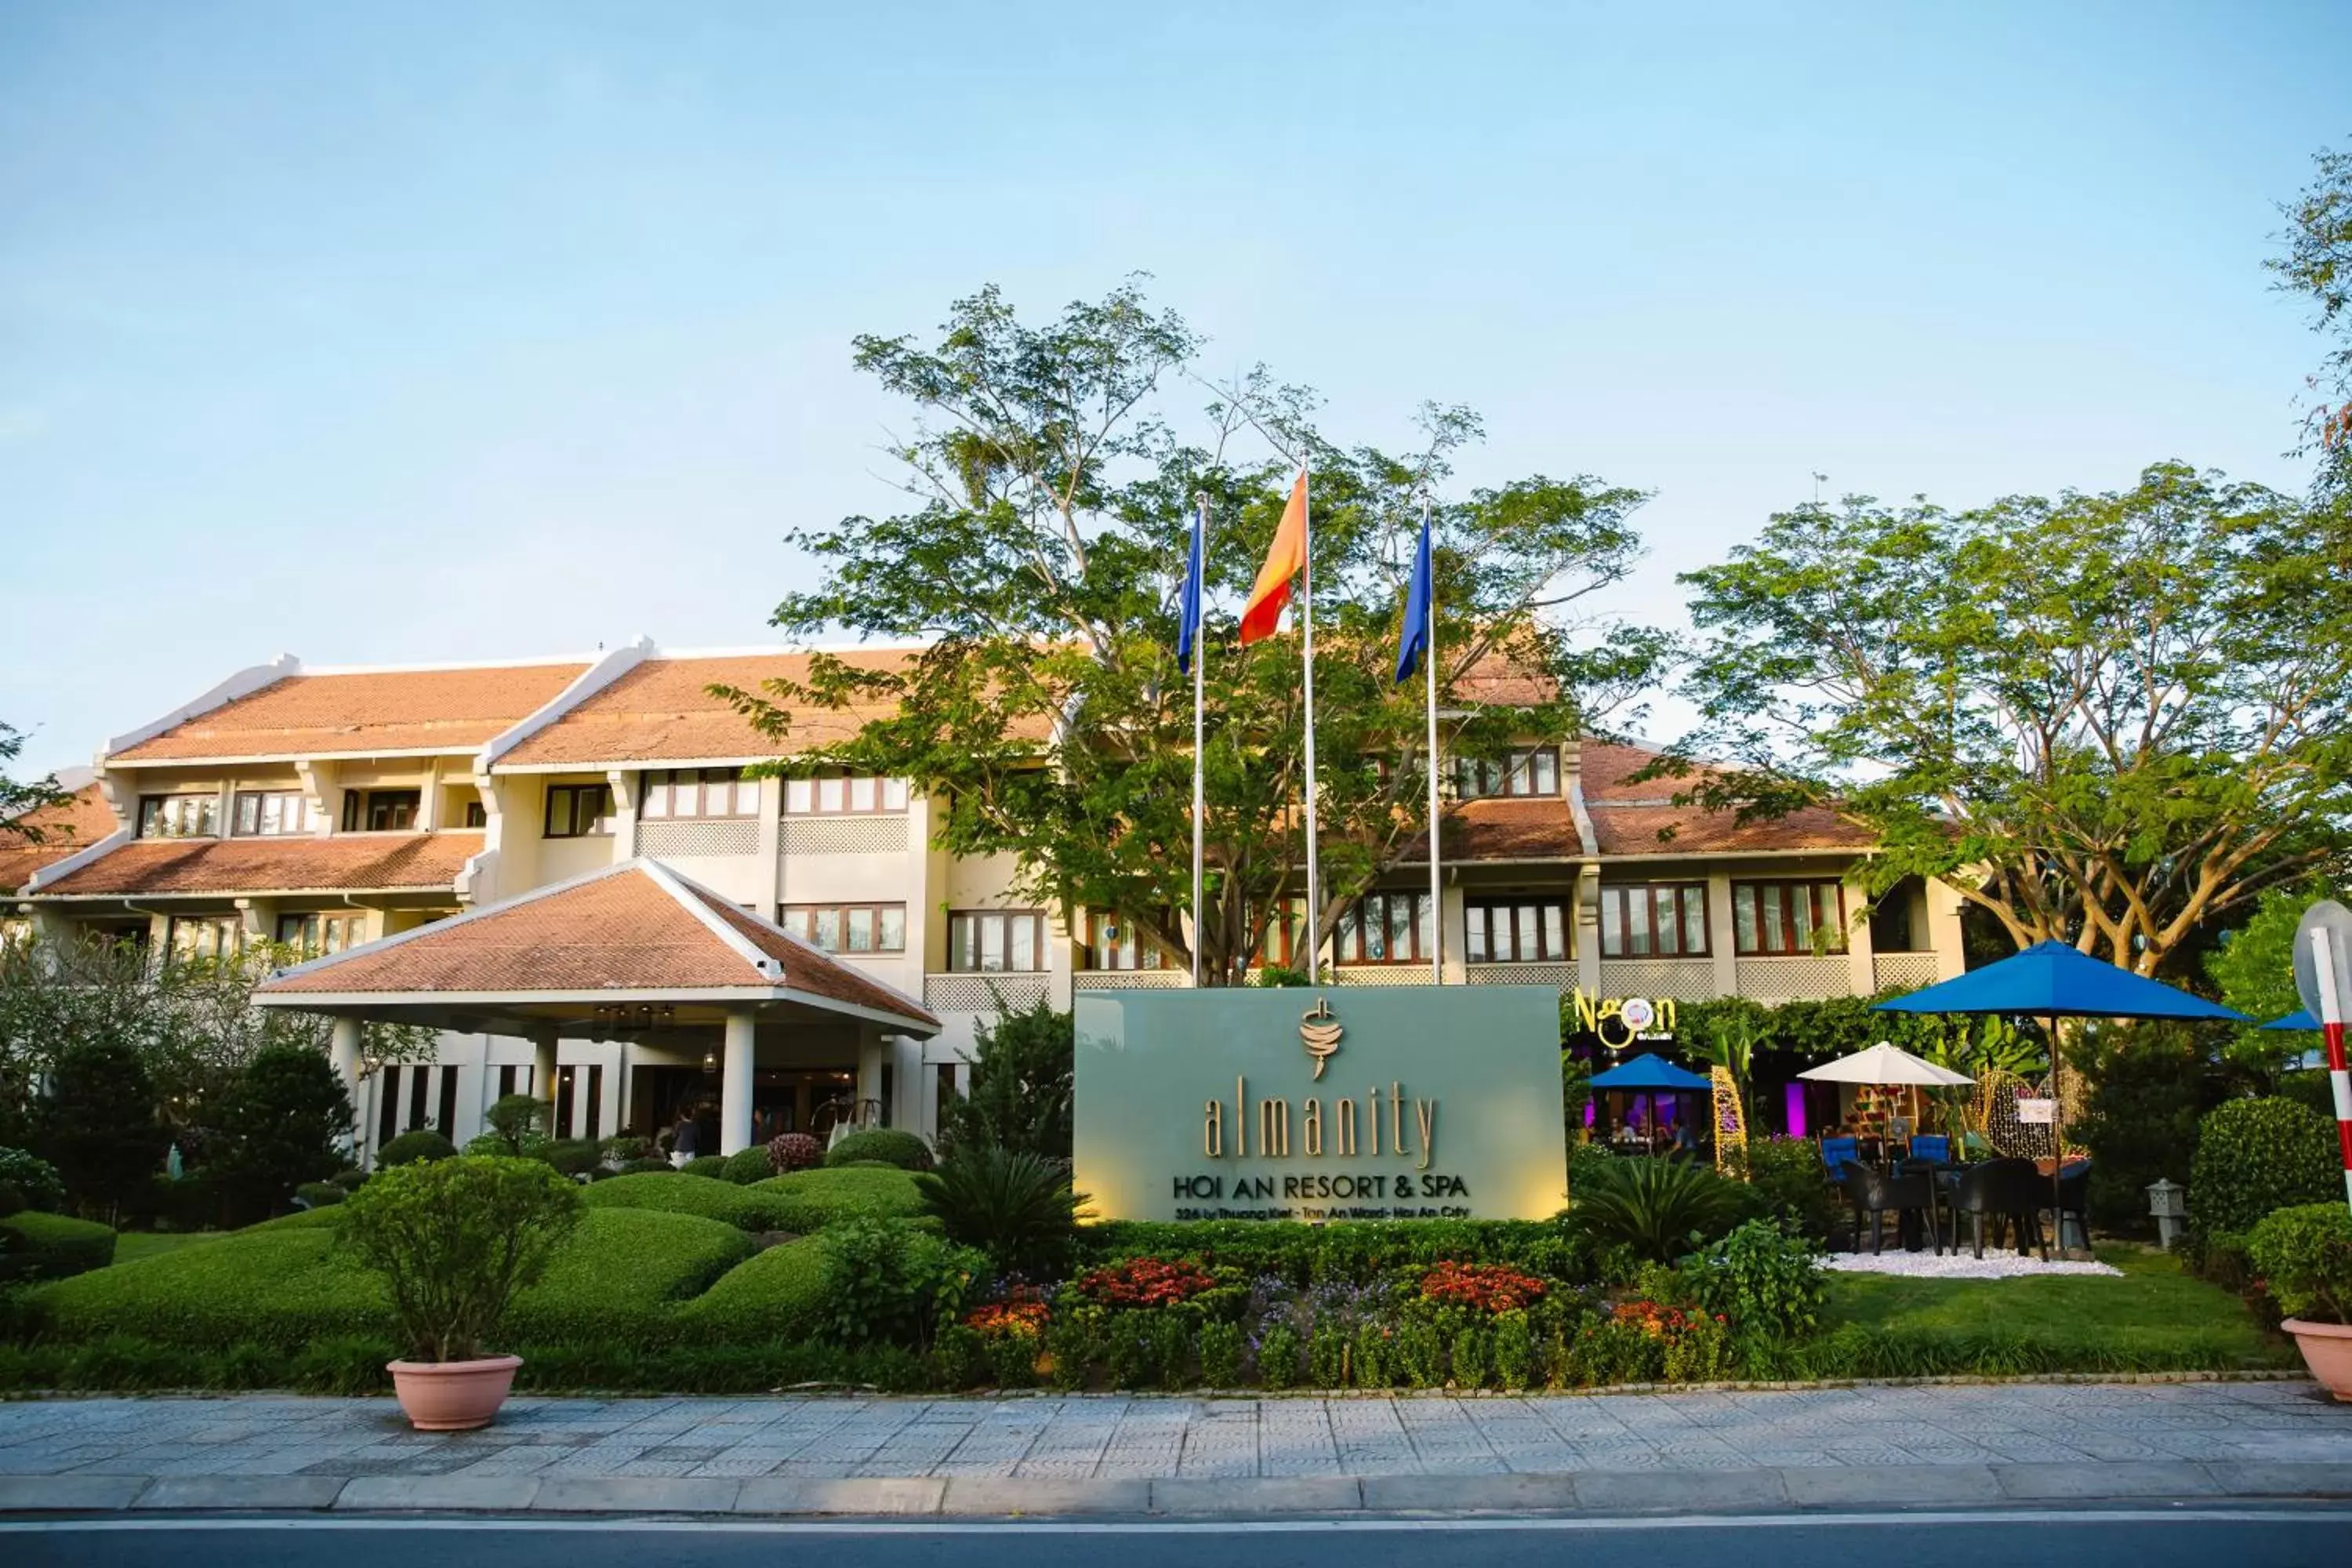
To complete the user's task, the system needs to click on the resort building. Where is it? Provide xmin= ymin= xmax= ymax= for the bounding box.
xmin=5 ymin=642 xmax=1966 ymax=1160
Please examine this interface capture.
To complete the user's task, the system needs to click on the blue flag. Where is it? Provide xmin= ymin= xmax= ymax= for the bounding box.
xmin=1177 ymin=494 xmax=1207 ymax=674
xmin=1395 ymin=505 xmax=1433 ymax=684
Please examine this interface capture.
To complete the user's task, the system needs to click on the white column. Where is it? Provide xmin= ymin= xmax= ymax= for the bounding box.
xmin=1707 ymin=873 xmax=1740 ymax=999
xmin=531 ymin=1025 xmax=559 ymax=1122
xmin=857 ymin=1031 xmax=887 ymax=1126
xmin=753 ymin=775 xmax=783 ymax=920
xmin=1845 ymin=882 xmax=1878 ymax=996
xmin=328 ymin=1017 xmax=363 ymax=1151
xmin=720 ymin=1008 xmax=756 ymax=1154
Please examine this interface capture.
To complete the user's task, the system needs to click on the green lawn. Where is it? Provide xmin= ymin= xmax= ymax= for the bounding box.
xmin=111 ymin=1232 xmax=230 ymax=1265
xmin=1812 ymin=1244 xmax=2292 ymax=1373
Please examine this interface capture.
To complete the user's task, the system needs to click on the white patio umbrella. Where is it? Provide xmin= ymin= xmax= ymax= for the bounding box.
xmin=1798 ymin=1041 xmax=1974 ymax=1088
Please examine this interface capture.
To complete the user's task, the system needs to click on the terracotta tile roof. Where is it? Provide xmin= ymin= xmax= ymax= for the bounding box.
xmin=496 ymin=651 xmax=924 ymax=767
xmin=259 ymin=862 xmax=937 ymax=1029
xmin=0 ymin=783 xmax=119 ymax=894
xmin=111 ymin=663 xmax=590 ymax=762
xmin=1577 ymin=739 xmax=1873 ymax=855
xmin=38 ymin=833 xmax=482 ymax=897
xmin=1446 ymin=797 xmax=1584 ymax=860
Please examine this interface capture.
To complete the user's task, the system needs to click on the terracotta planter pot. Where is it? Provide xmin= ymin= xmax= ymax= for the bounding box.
xmin=2279 ymin=1319 xmax=2352 ymax=1403
xmin=387 ymin=1355 xmax=523 ymax=1431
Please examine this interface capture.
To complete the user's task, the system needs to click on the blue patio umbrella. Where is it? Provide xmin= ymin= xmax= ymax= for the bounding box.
xmin=1588 ymin=1054 xmax=1714 ymax=1091
xmin=1874 ymin=940 xmax=2249 ymax=1258
xmin=2263 ymin=1009 xmax=2319 ymax=1031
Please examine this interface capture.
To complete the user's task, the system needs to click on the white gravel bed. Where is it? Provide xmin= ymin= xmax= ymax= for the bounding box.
xmin=1821 ymin=1250 xmax=2122 ymax=1279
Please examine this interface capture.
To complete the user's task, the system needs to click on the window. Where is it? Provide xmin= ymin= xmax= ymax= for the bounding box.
xmin=641 ymin=768 xmax=758 ymax=819
xmin=231 ymin=790 xmax=314 ymax=837
xmin=949 ymin=909 xmax=1046 ymax=972
xmin=1467 ymin=898 xmax=1573 ymax=963
xmin=1732 ymin=880 xmax=1847 ymax=956
xmin=1334 ymin=891 xmax=1434 ymax=964
xmin=1456 ymin=749 xmax=1560 ymax=800
xmin=138 ymin=794 xmax=217 ymax=839
xmin=1083 ymin=911 xmax=1167 ymax=971
xmin=462 ymin=800 xmax=488 ymax=829
xmin=543 ymin=783 xmax=614 ymax=838
xmin=275 ymin=912 xmax=364 ymax=957
xmin=1599 ymin=884 xmax=1710 ymax=958
xmin=779 ymin=902 xmax=907 ymax=954
xmin=165 ymin=915 xmax=239 ymax=960
xmin=1245 ymin=897 xmax=1309 ymax=970
xmin=340 ymin=789 xmax=421 ymax=832
xmin=783 ymin=773 xmax=909 ymax=814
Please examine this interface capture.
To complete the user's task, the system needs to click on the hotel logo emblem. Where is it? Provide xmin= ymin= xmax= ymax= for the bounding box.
xmin=1299 ymin=996 xmax=1343 ymax=1079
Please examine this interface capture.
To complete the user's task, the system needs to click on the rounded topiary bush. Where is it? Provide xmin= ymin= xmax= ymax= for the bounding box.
xmin=536 ymin=1139 xmax=602 ymax=1179
xmin=375 ymin=1131 xmax=458 ymax=1168
xmin=768 ymin=1132 xmax=822 ymax=1173
xmin=2187 ymin=1097 xmax=2340 ymax=1250
xmin=0 ymin=1148 xmax=67 ymax=1214
xmin=616 ymin=1157 xmax=673 ymax=1176
xmin=295 ymin=1181 xmax=346 ymax=1208
xmin=0 ymin=1211 xmax=118 ymax=1282
xmin=748 ymin=1167 xmax=927 ymax=1231
xmin=822 ymin=1129 xmax=932 ymax=1171
xmin=721 ymin=1147 xmax=777 ymax=1185
xmin=681 ymin=1156 xmax=727 ymax=1180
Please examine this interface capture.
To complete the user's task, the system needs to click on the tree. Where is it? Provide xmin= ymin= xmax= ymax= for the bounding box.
xmin=33 ymin=1037 xmax=169 ymax=1219
xmin=2270 ymin=140 xmax=2352 ymax=488
xmin=936 ymin=996 xmax=1074 ymax=1160
xmin=207 ymin=1044 xmax=355 ymax=1220
xmin=721 ymin=281 xmax=1660 ymax=981
xmin=1672 ymin=462 xmax=2352 ymax=978
xmin=0 ymin=721 xmax=67 ymax=841
xmin=2207 ymin=880 xmax=2346 ymax=1087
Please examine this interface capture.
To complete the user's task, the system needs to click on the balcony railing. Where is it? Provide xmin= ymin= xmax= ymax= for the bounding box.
xmin=1872 ymin=952 xmax=1940 ymax=993
xmin=1596 ymin=957 xmax=1720 ymax=1003
xmin=1734 ymin=955 xmax=1852 ymax=1003
xmin=1466 ymin=961 xmax=1577 ymax=988
xmin=1072 ymin=970 xmax=1190 ymax=990
xmin=1332 ymin=965 xmax=1436 ymax=986
xmin=923 ymin=971 xmax=1049 ymax=1012
xmin=635 ymin=818 xmax=759 ymax=858
xmin=781 ymin=816 xmax=909 ymax=856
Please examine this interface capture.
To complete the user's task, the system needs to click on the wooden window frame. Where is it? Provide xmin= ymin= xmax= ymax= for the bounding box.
xmin=230 ymin=789 xmax=312 ymax=838
xmin=947 ymin=909 xmax=1047 ymax=973
xmin=1082 ymin=910 xmax=1169 ymax=971
xmin=343 ymin=789 xmax=421 ymax=833
xmin=778 ymin=902 xmax=908 ymax=955
xmin=1598 ymin=883 xmax=1711 ymax=959
xmin=543 ymin=782 xmax=615 ymax=839
xmin=1730 ymin=880 xmax=1848 ymax=956
xmin=640 ymin=767 xmax=759 ymax=821
xmin=1456 ymin=748 xmax=1562 ymax=800
xmin=164 ymin=914 xmax=239 ymax=961
xmin=1465 ymin=897 xmax=1575 ymax=964
xmin=1334 ymin=891 xmax=1434 ymax=965
xmin=274 ymin=911 xmax=364 ymax=958
xmin=137 ymin=793 xmax=218 ymax=840
xmin=782 ymin=772 xmax=912 ymax=815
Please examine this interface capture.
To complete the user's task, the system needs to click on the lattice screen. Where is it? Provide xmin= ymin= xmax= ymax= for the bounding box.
xmin=1467 ymin=963 xmax=1577 ymax=988
xmin=1733 ymin=956 xmax=1851 ymax=1003
xmin=1072 ymin=971 xmax=1191 ymax=990
xmin=1597 ymin=959 xmax=1719 ymax=1002
xmin=781 ymin=815 xmax=909 ymax=855
xmin=1334 ymin=967 xmax=1436 ymax=986
xmin=923 ymin=972 xmax=1050 ymax=1012
xmin=636 ymin=818 xmax=760 ymax=859
xmin=1871 ymin=953 xmax=1940 ymax=991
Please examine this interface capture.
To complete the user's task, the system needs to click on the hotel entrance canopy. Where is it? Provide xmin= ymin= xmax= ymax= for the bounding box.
xmin=254 ymin=858 xmax=938 ymax=1153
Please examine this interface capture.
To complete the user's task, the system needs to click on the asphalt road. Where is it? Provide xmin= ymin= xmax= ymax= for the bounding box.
xmin=7 ymin=1510 xmax=2352 ymax=1568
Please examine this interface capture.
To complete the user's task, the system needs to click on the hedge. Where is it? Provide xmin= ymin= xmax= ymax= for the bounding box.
xmin=582 ymin=1173 xmax=774 ymax=1229
xmin=748 ymin=1167 xmax=926 ymax=1231
xmin=822 ymin=1129 xmax=931 ymax=1171
xmin=669 ymin=1236 xmax=832 ymax=1343
xmin=1082 ymin=1218 xmax=1584 ymax=1283
xmin=2187 ymin=1097 xmax=2340 ymax=1250
xmin=0 ymin=1213 xmax=118 ymax=1283
xmin=34 ymin=1206 xmax=750 ymax=1351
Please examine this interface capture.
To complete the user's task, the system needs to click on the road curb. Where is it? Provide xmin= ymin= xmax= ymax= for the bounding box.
xmin=3 ymin=1460 xmax=2347 ymax=1519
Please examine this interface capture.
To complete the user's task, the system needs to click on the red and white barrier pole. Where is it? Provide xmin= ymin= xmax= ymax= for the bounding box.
xmin=2314 ymin=926 xmax=2352 ymax=1217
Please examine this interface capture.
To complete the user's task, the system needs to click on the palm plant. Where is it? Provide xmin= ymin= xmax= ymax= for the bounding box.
xmin=914 ymin=1145 xmax=1088 ymax=1276
xmin=1565 ymin=1155 xmax=1752 ymax=1265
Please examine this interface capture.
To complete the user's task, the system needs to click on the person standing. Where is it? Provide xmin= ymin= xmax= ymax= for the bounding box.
xmin=671 ymin=1109 xmax=701 ymax=1168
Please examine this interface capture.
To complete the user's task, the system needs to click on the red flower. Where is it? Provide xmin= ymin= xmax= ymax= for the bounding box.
xmin=1420 ymin=1261 xmax=1548 ymax=1313
xmin=1075 ymin=1257 xmax=1218 ymax=1308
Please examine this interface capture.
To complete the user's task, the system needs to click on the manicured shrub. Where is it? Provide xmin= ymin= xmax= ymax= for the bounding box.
xmin=2187 ymin=1098 xmax=2340 ymax=1252
xmin=1257 ymin=1320 xmax=1301 ymax=1388
xmin=681 ymin=1156 xmax=727 ymax=1180
xmin=328 ymin=1168 xmax=369 ymax=1191
xmin=823 ymin=1128 xmax=933 ymax=1171
xmin=616 ymin=1157 xmax=673 ymax=1176
xmin=1740 ymin=1136 xmax=1841 ymax=1244
xmin=1200 ymin=1320 xmax=1245 ymax=1386
xmin=750 ymin=1167 xmax=927 ymax=1231
xmin=671 ymin=1236 xmax=833 ymax=1344
xmin=811 ymin=1219 xmax=983 ymax=1350
xmin=2247 ymin=1203 xmax=2352 ymax=1325
xmin=501 ymin=1208 xmax=752 ymax=1347
xmin=0 ymin=1210 xmax=118 ymax=1281
xmin=916 ymin=1145 xmax=1083 ymax=1275
xmin=477 ymin=1094 xmax=550 ymax=1155
xmin=935 ymin=996 xmax=1073 ymax=1160
xmin=1566 ymin=1156 xmax=1751 ymax=1265
xmin=374 ymin=1130 xmax=457 ymax=1168
xmin=0 ymin=1148 xmax=67 ymax=1214
xmin=768 ymin=1133 xmax=822 ymax=1173
xmin=209 ymin=1045 xmax=355 ymax=1218
xmin=1681 ymin=1218 xmax=1824 ymax=1342
xmin=721 ymin=1146 xmax=776 ymax=1185
xmin=338 ymin=1156 xmax=583 ymax=1361
xmin=601 ymin=1135 xmax=653 ymax=1165
xmin=535 ymin=1138 xmax=602 ymax=1179
xmin=583 ymin=1172 xmax=773 ymax=1229
xmin=1083 ymin=1218 xmax=1582 ymax=1284
xmin=295 ymin=1182 xmax=346 ymax=1208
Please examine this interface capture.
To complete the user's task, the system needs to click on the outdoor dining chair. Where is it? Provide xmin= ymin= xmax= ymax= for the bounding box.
xmin=1817 ymin=1134 xmax=1861 ymax=1178
xmin=1837 ymin=1164 xmax=1942 ymax=1255
xmin=1950 ymin=1157 xmax=2045 ymax=1259
xmin=1906 ymin=1134 xmax=1951 ymax=1164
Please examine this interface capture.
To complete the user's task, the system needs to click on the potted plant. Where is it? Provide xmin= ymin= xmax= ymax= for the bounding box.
xmin=2247 ymin=1202 xmax=2352 ymax=1402
xmin=340 ymin=1154 xmax=583 ymax=1429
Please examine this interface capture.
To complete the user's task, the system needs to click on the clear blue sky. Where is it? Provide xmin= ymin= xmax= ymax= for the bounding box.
xmin=3 ymin=2 xmax=2344 ymax=775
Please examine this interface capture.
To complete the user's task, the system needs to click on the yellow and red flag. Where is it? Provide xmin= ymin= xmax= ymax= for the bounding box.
xmin=1237 ymin=470 xmax=1308 ymax=644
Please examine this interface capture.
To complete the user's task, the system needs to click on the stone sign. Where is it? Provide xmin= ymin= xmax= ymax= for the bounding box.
xmin=1073 ymin=986 xmax=1570 ymax=1222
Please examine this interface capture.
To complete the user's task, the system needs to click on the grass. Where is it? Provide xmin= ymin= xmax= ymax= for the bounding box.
xmin=1805 ymin=1244 xmax=2294 ymax=1374
xmin=111 ymin=1232 xmax=229 ymax=1265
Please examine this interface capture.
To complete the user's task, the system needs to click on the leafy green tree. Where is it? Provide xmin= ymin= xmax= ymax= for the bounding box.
xmin=722 ymin=281 xmax=1661 ymax=981
xmin=32 ymin=1037 xmax=169 ymax=1218
xmin=1673 ymin=463 xmax=2352 ymax=978
xmin=2207 ymin=880 xmax=2346 ymax=1086
xmin=2270 ymin=140 xmax=2352 ymax=488
xmin=0 ymin=721 xmax=66 ymax=841
xmin=937 ymin=996 xmax=1074 ymax=1160
xmin=208 ymin=1044 xmax=355 ymax=1220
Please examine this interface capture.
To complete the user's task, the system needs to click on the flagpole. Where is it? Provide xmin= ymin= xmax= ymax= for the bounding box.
xmin=1423 ymin=493 xmax=1441 ymax=987
xmin=1190 ymin=492 xmax=1207 ymax=989
xmin=1300 ymin=454 xmax=1322 ymax=980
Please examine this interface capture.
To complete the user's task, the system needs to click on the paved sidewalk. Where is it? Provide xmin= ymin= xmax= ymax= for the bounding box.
xmin=0 ymin=1381 xmax=2346 ymax=1516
